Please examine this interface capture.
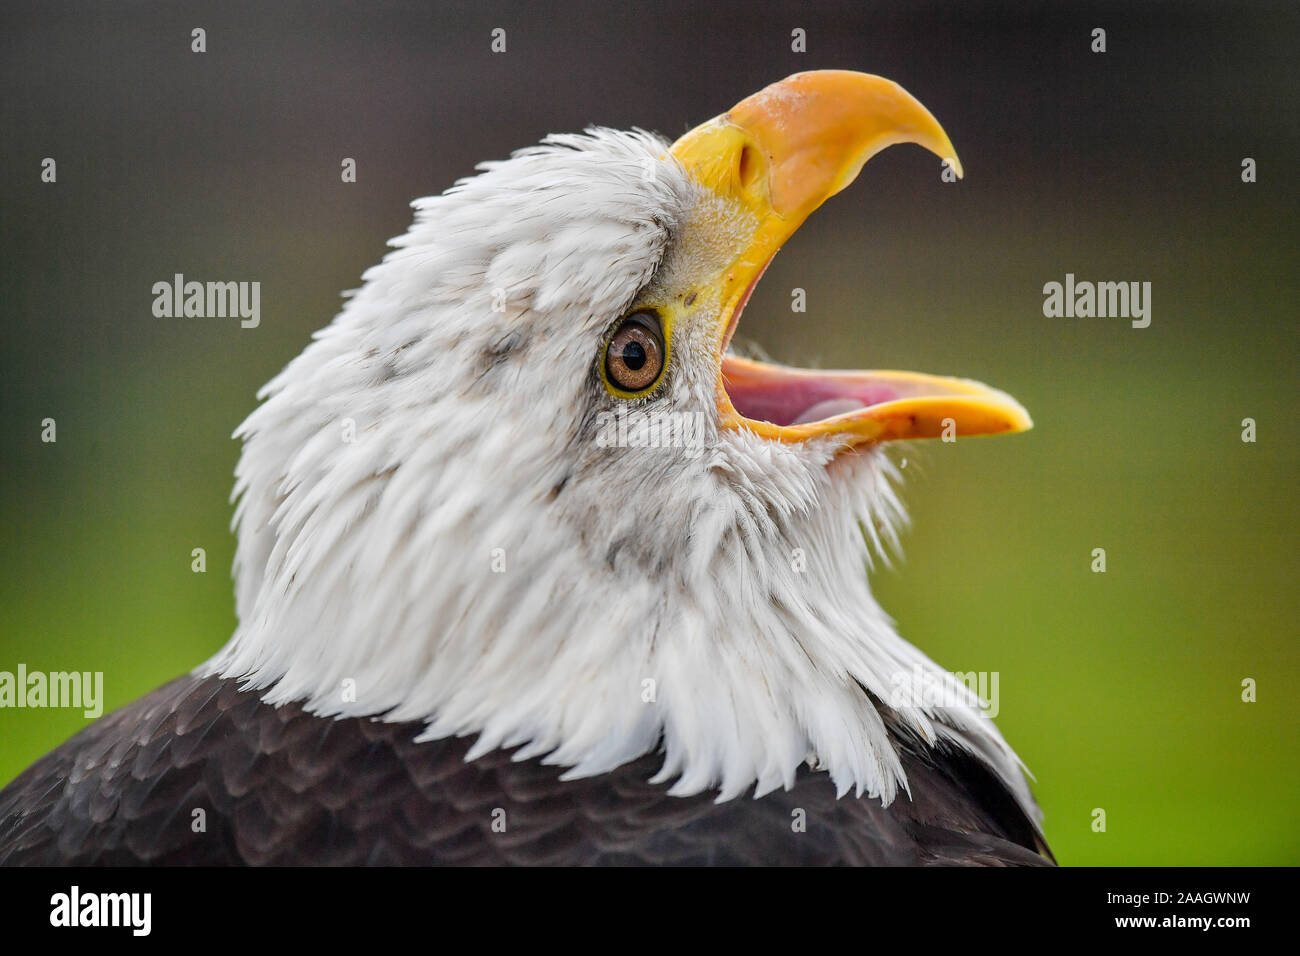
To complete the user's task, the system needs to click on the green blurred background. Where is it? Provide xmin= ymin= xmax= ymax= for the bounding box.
xmin=2 ymin=1 xmax=1296 ymax=865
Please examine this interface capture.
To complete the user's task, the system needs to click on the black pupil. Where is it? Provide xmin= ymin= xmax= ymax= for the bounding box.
xmin=621 ymin=339 xmax=647 ymax=370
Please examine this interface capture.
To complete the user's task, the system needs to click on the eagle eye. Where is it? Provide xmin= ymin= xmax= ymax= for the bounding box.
xmin=604 ymin=311 xmax=665 ymax=394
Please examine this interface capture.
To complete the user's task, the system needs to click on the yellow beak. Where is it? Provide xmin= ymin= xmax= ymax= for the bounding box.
xmin=669 ymin=70 xmax=1031 ymax=445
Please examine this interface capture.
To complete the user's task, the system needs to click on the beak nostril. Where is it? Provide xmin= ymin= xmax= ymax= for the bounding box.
xmin=737 ymin=144 xmax=761 ymax=190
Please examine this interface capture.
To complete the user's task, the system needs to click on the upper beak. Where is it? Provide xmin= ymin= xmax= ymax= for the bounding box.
xmin=668 ymin=70 xmax=1031 ymax=446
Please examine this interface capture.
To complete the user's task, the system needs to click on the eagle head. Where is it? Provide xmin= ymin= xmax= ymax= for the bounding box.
xmin=206 ymin=72 xmax=1035 ymax=809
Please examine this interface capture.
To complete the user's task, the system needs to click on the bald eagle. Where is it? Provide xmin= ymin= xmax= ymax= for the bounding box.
xmin=0 ymin=72 xmax=1051 ymax=866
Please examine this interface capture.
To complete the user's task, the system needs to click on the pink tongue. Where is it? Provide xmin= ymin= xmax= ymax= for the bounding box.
xmin=791 ymin=398 xmax=867 ymax=425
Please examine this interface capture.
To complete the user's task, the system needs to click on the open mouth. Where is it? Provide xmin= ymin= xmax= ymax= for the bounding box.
xmin=711 ymin=246 xmax=1030 ymax=447
xmin=714 ymin=281 xmax=1031 ymax=446
xmin=724 ymin=352 xmax=912 ymax=427
xmin=670 ymin=70 xmax=1032 ymax=449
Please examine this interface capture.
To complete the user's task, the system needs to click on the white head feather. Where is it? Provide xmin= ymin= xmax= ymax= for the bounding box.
xmin=202 ymin=127 xmax=1037 ymax=818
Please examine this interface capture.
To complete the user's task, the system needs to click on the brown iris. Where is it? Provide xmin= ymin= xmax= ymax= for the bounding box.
xmin=604 ymin=312 xmax=664 ymax=393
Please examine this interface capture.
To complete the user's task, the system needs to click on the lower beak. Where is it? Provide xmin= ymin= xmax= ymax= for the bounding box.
xmin=669 ymin=70 xmax=1031 ymax=447
xmin=719 ymin=356 xmax=1031 ymax=443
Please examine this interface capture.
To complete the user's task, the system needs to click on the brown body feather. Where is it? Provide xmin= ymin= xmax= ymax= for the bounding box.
xmin=0 ymin=675 xmax=1051 ymax=866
